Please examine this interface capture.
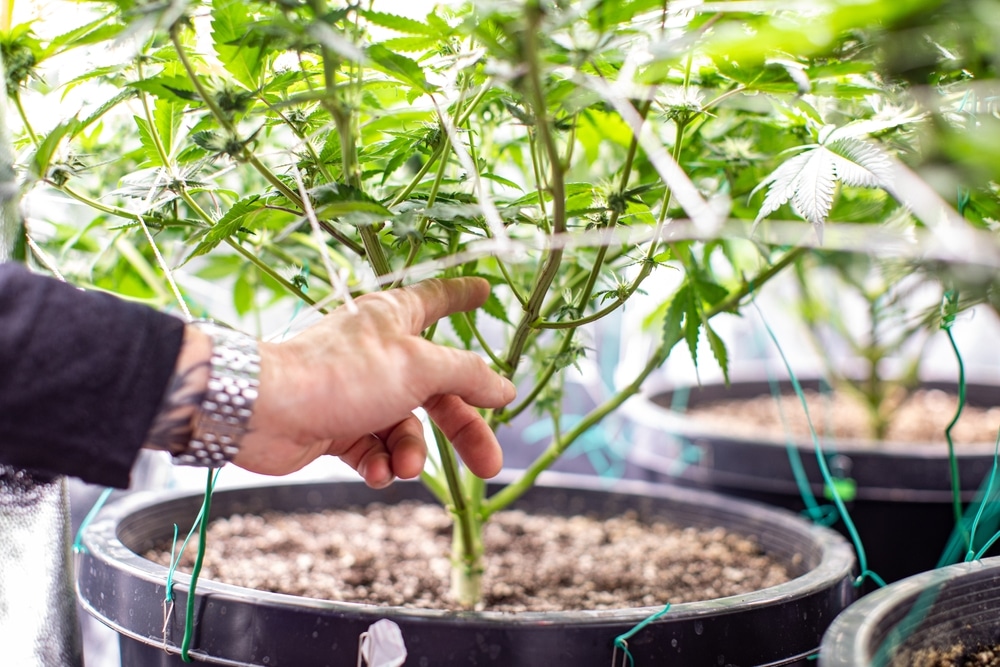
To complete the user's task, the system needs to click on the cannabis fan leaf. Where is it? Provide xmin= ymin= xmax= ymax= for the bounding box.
xmin=753 ymin=134 xmax=894 ymax=239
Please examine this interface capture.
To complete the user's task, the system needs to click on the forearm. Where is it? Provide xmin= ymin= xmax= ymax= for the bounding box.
xmin=0 ymin=262 xmax=185 ymax=486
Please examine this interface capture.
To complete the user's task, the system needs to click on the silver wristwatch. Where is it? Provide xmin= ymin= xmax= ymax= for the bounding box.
xmin=173 ymin=321 xmax=261 ymax=467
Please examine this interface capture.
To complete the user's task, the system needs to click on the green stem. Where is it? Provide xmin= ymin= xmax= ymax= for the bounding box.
xmin=307 ymin=0 xmax=391 ymax=281
xmin=227 ymin=238 xmax=318 ymax=308
xmin=495 ymin=257 xmax=528 ymax=307
xmin=658 ymin=119 xmax=689 ymax=224
xmin=59 ymin=184 xmax=142 ymax=220
xmin=318 ymin=219 xmax=367 ymax=257
xmin=499 ymin=8 xmax=566 ymax=377
xmin=264 ymin=102 xmax=372 ymax=259
xmin=536 ymin=101 xmax=655 ymax=331
xmin=433 ymin=425 xmax=480 ymax=607
xmin=137 ymin=58 xmax=174 ymax=171
xmin=441 ymin=14 xmax=563 ymax=608
xmin=175 ymin=185 xmax=317 ymax=307
xmin=499 ymin=107 xmax=659 ymax=421
xmin=393 ymin=135 xmax=452 ymax=287
xmin=12 ymin=93 xmax=38 ymax=146
xmin=497 ymin=329 xmax=575 ymax=423
xmin=388 ymin=142 xmax=445 ymax=208
xmin=264 ymin=99 xmax=335 ymax=184
xmin=526 ymin=130 xmax=550 ymax=234
xmin=419 ymin=470 xmax=451 ymax=507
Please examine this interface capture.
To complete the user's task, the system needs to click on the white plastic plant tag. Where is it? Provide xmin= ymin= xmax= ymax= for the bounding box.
xmin=357 ymin=618 xmax=407 ymax=667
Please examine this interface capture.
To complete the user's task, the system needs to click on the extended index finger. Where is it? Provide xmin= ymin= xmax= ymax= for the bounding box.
xmin=373 ymin=277 xmax=492 ymax=335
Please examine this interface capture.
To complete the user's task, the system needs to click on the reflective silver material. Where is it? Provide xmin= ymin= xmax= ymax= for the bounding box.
xmin=0 ymin=466 xmax=83 ymax=666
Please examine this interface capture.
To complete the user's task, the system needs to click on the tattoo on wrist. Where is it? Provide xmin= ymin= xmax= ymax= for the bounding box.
xmin=144 ymin=361 xmax=210 ymax=456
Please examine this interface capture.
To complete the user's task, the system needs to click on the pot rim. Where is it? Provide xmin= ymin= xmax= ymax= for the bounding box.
xmin=624 ymin=379 xmax=1000 ymax=455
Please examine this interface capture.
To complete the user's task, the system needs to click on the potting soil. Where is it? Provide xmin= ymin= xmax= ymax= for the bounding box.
xmin=147 ymin=502 xmax=793 ymax=612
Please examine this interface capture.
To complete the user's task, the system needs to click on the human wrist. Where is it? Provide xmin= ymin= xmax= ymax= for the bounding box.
xmin=144 ymin=322 xmax=262 ymax=468
xmin=143 ymin=324 xmax=212 ymax=457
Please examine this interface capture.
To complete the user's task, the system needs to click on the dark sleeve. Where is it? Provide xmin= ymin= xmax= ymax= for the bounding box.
xmin=0 ymin=263 xmax=185 ymax=487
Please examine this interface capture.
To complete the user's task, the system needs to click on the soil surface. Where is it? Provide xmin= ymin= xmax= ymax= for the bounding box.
xmin=147 ymin=502 xmax=794 ymax=612
xmin=894 ymin=641 xmax=1000 ymax=666
xmin=682 ymin=388 xmax=1000 ymax=444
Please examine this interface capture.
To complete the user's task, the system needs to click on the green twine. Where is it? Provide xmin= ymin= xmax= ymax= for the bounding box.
xmin=752 ymin=300 xmax=885 ymax=588
xmin=612 ymin=603 xmax=671 ymax=666
xmin=765 ymin=372 xmax=838 ymax=527
xmin=72 ymin=487 xmax=114 ymax=554
xmin=164 ymin=468 xmax=221 ymax=662
xmin=935 ymin=432 xmax=1000 ymax=567
xmin=940 ymin=291 xmax=969 ymax=552
xmin=967 ymin=430 xmax=1000 ymax=561
xmin=956 ymin=186 xmax=972 ymax=217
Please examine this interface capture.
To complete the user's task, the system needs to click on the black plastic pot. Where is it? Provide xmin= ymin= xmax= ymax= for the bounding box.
xmin=820 ymin=555 xmax=1000 ymax=666
xmin=76 ymin=473 xmax=855 ymax=666
xmin=626 ymin=380 xmax=1000 ymax=584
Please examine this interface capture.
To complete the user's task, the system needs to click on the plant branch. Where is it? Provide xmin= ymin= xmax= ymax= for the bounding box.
xmin=388 ymin=141 xmax=445 ymax=208
xmin=499 ymin=8 xmax=567 ymax=377
xmin=12 ymin=93 xmax=38 ymax=146
xmin=485 ymin=245 xmax=807 ymax=515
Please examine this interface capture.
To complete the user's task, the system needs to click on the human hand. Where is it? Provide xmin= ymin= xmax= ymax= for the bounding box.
xmin=228 ymin=278 xmax=516 ymax=487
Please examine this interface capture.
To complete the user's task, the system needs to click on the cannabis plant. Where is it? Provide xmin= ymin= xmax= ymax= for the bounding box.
xmin=789 ymin=250 xmax=940 ymax=441
xmin=7 ymin=0 xmax=990 ymax=607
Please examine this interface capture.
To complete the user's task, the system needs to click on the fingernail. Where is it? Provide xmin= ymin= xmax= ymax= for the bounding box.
xmin=371 ymin=472 xmax=394 ymax=489
xmin=503 ymin=378 xmax=517 ymax=400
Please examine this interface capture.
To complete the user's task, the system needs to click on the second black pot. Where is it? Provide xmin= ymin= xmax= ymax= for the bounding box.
xmin=626 ymin=380 xmax=1000 ymax=584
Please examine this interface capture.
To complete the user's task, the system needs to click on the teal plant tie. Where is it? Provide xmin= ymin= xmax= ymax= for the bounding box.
xmin=935 ymin=442 xmax=1000 ymax=567
xmin=72 ymin=487 xmax=114 ymax=554
xmin=940 ymin=290 xmax=968 ymax=551
xmin=611 ymin=603 xmax=671 ymax=666
xmin=764 ymin=371 xmax=838 ymax=527
xmin=968 ymin=430 xmax=1000 ymax=561
xmin=752 ymin=300 xmax=884 ymax=588
xmin=748 ymin=298 xmax=838 ymax=526
xmin=956 ymin=186 xmax=971 ymax=217
xmin=669 ymin=385 xmax=691 ymax=412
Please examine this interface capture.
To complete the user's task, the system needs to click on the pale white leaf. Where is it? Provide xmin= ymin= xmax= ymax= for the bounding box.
xmin=790 ymin=147 xmax=836 ymax=226
xmin=754 ymin=134 xmax=897 ymax=234
xmin=827 ymin=138 xmax=894 ymax=189
xmin=753 ymin=149 xmax=814 ymax=224
xmin=823 ymin=111 xmax=925 ymax=144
